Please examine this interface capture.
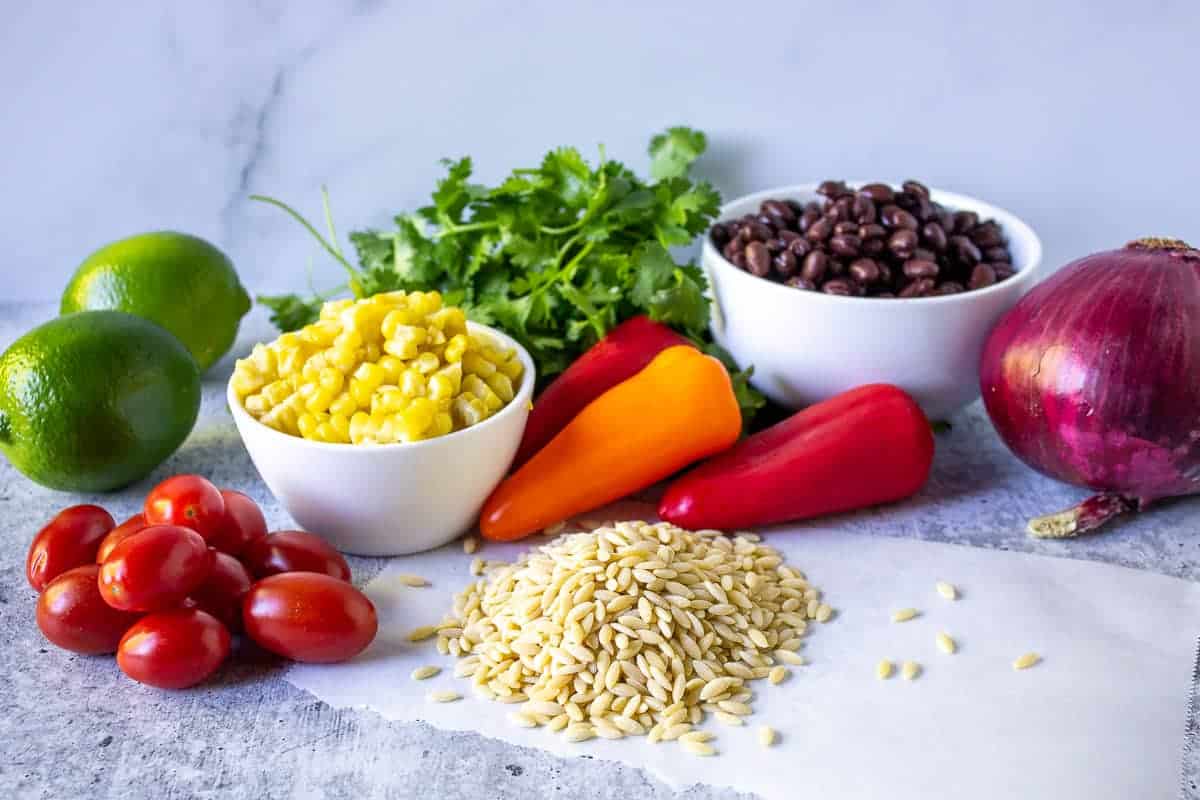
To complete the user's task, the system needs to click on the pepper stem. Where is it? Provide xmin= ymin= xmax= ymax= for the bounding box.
xmin=1027 ymin=493 xmax=1137 ymax=539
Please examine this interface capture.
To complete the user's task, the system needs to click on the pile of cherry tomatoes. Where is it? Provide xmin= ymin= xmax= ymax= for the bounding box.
xmin=27 ymin=474 xmax=377 ymax=689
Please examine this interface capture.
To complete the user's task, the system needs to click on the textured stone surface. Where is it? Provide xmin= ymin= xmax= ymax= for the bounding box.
xmin=1 ymin=302 xmax=1196 ymax=799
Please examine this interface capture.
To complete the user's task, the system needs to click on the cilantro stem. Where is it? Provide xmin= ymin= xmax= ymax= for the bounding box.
xmin=320 ymin=186 xmax=346 ymax=259
xmin=251 ymin=194 xmax=360 ymax=278
xmin=434 ymin=220 xmax=501 ymax=239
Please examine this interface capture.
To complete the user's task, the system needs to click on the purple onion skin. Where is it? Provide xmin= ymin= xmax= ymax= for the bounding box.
xmin=979 ymin=239 xmax=1200 ymax=537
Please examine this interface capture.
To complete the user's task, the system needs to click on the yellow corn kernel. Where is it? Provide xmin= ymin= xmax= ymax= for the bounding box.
xmin=462 ymin=351 xmax=496 ymax=378
xmin=428 ymin=373 xmax=455 ymax=402
xmin=432 ymin=411 xmax=453 ymax=437
xmin=303 ymin=385 xmax=336 ymax=414
xmin=315 ymin=421 xmax=340 ymax=442
xmin=381 ymin=308 xmax=416 ymax=339
xmin=452 ymin=393 xmax=487 ymax=428
xmin=348 ymin=412 xmax=373 ymax=443
xmin=400 ymin=369 xmax=427 ymax=398
xmin=320 ymin=298 xmax=354 ymax=320
xmin=430 ymin=307 xmax=467 ymax=336
xmin=435 ymin=362 xmax=463 ymax=393
xmin=302 ymin=320 xmax=340 ymax=346
xmin=497 ymin=357 xmax=524 ymax=380
xmin=485 ymin=372 xmax=515 ymax=403
xmin=373 ymin=386 xmax=408 ymax=415
xmin=329 ymin=346 xmax=359 ymax=373
xmin=329 ymin=391 xmax=357 ymax=419
xmin=377 ymin=355 xmax=405 ymax=382
xmin=364 ymin=342 xmax=382 ymax=363
xmin=443 ymin=334 xmax=468 ymax=363
xmin=231 ymin=364 xmax=265 ymax=397
xmin=414 ymin=352 xmax=440 ymax=374
xmin=262 ymin=380 xmax=292 ymax=407
xmin=349 ymin=378 xmax=372 ymax=409
xmin=334 ymin=328 xmax=363 ymax=352
xmin=297 ymin=413 xmax=321 ymax=439
xmin=276 ymin=346 xmax=306 ymax=376
xmin=353 ymin=361 xmax=386 ymax=388
xmin=244 ymin=394 xmax=269 ymax=415
xmin=480 ymin=387 xmax=503 ymax=413
xmin=399 ymin=397 xmax=436 ymax=440
xmin=461 ymin=374 xmax=489 ymax=400
xmin=249 ymin=343 xmax=277 ymax=377
xmin=329 ymin=413 xmax=351 ymax=441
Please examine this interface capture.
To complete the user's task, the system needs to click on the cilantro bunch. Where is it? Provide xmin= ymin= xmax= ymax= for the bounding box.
xmin=255 ymin=127 xmax=763 ymax=417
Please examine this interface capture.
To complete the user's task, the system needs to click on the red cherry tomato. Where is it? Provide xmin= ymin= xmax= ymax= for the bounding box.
xmin=241 ymin=531 xmax=352 ymax=582
xmin=36 ymin=565 xmax=142 ymax=654
xmin=96 ymin=513 xmax=150 ymax=563
xmin=98 ymin=525 xmax=213 ymax=612
xmin=117 ymin=608 xmax=231 ymax=689
xmin=144 ymin=474 xmax=226 ymax=542
xmin=242 ymin=572 xmax=377 ymax=663
xmin=206 ymin=489 xmax=268 ymax=556
xmin=189 ymin=550 xmax=253 ymax=631
xmin=26 ymin=505 xmax=115 ymax=592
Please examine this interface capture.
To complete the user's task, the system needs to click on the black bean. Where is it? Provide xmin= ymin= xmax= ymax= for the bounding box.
xmin=754 ymin=214 xmax=778 ymax=231
xmin=849 ymin=258 xmax=881 ymax=284
xmin=805 ymin=217 xmax=834 ymax=242
xmin=859 ymin=223 xmax=886 ymax=240
xmin=888 ymin=229 xmax=919 ymax=259
xmin=880 ymin=205 xmax=919 ymax=231
xmin=899 ymin=278 xmax=936 ymax=297
xmin=833 ymin=221 xmax=859 ymax=236
xmin=992 ymin=263 xmax=1015 ymax=280
xmin=859 ymin=183 xmax=894 ymax=203
xmin=732 ymin=251 xmax=748 ymax=270
xmin=818 ymin=180 xmax=851 ymax=198
xmin=745 ymin=241 xmax=771 ymax=277
xmin=800 ymin=208 xmax=822 ymax=230
xmin=773 ymin=249 xmax=798 ymax=278
xmin=834 ymin=196 xmax=856 ymax=222
xmin=913 ymin=196 xmax=936 ymax=222
xmin=902 ymin=258 xmax=939 ymax=279
xmin=821 ymin=278 xmax=855 ymax=295
xmin=952 ymin=210 xmax=979 ymax=234
xmin=722 ymin=241 xmax=742 ymax=262
xmin=938 ymin=209 xmax=956 ymax=233
xmin=766 ymin=238 xmax=785 ymax=254
xmin=968 ymin=263 xmax=997 ymax=289
xmin=711 ymin=226 xmax=731 ymax=248
xmin=983 ymin=246 xmax=1011 ymax=262
xmin=761 ymin=199 xmax=797 ymax=226
xmin=862 ymin=237 xmax=886 ymax=256
xmin=949 ymin=235 xmax=982 ymax=266
xmin=800 ymin=250 xmax=829 ymax=283
xmin=827 ymin=257 xmax=847 ymax=276
xmin=933 ymin=282 xmax=965 ymax=295
xmin=852 ymin=195 xmax=877 ymax=224
xmin=873 ymin=291 xmax=896 ymax=298
xmin=787 ymin=237 xmax=812 ymax=258
xmin=902 ymin=180 xmax=930 ymax=199
xmin=779 ymin=229 xmax=802 ymax=244
xmin=877 ymin=262 xmax=893 ymax=284
xmin=969 ymin=222 xmax=1004 ymax=249
xmin=921 ymin=222 xmax=948 ymax=252
xmin=829 ymin=234 xmax=862 ymax=258
xmin=784 ymin=276 xmax=816 ymax=290
xmin=743 ymin=221 xmax=773 ymax=242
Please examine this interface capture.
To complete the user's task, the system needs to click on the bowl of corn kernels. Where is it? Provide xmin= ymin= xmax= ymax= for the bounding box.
xmin=227 ymin=290 xmax=535 ymax=556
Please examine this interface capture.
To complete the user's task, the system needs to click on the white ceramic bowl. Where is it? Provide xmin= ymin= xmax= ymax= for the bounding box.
xmin=704 ymin=183 xmax=1042 ymax=419
xmin=228 ymin=322 xmax=535 ymax=556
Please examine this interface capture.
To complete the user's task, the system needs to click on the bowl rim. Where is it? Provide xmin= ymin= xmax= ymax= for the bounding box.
xmin=703 ymin=181 xmax=1043 ymax=308
xmin=226 ymin=320 xmax=536 ymax=454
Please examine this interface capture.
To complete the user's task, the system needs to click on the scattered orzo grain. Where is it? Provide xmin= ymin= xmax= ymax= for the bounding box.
xmin=406 ymin=624 xmax=438 ymax=643
xmin=469 ymin=556 xmax=485 ymax=576
xmin=768 ymin=666 xmax=789 ymax=685
xmin=936 ymin=632 xmax=957 ymax=654
xmin=682 ymin=739 xmax=716 ymax=756
xmin=397 ymin=573 xmax=430 ymax=588
xmin=891 ymin=608 xmax=919 ymax=623
xmin=758 ymin=726 xmax=778 ymax=747
xmin=876 ymin=659 xmax=894 ymax=679
xmin=815 ymin=603 xmax=834 ymax=623
xmin=411 ymin=665 xmax=441 ymax=680
xmin=1013 ymin=652 xmax=1041 ymax=670
xmin=543 ymin=521 xmax=566 ymax=537
xmin=463 ymin=535 xmax=479 ymax=554
xmin=901 ymin=661 xmax=921 ymax=680
xmin=430 ymin=690 xmax=461 ymax=703
xmin=936 ymin=581 xmax=958 ymax=601
xmin=428 ymin=521 xmax=830 ymax=743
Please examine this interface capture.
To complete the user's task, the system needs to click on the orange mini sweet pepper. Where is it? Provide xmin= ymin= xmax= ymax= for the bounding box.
xmin=480 ymin=345 xmax=741 ymax=541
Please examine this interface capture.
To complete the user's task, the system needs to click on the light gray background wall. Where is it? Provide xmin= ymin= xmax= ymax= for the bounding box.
xmin=2 ymin=0 xmax=1197 ymax=302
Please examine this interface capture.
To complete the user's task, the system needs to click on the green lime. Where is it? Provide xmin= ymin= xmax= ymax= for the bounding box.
xmin=0 ymin=311 xmax=201 ymax=492
xmin=61 ymin=231 xmax=251 ymax=372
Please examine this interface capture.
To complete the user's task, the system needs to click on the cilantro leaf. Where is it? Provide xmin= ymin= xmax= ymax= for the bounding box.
xmin=257 ymin=293 xmax=321 ymax=332
xmin=648 ymin=127 xmax=708 ymax=181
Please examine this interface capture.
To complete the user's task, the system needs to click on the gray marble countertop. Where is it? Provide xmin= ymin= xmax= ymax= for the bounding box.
xmin=1 ymin=302 xmax=1197 ymax=799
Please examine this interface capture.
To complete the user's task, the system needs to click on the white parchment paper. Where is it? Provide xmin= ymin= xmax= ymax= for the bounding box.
xmin=287 ymin=508 xmax=1200 ymax=799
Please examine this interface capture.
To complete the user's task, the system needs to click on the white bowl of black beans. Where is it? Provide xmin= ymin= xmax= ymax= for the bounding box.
xmin=703 ymin=180 xmax=1042 ymax=420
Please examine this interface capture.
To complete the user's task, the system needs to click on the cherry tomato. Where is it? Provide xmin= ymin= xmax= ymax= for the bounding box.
xmin=117 ymin=608 xmax=231 ymax=689
xmin=96 ymin=513 xmax=150 ymax=563
xmin=241 ymin=531 xmax=351 ymax=582
xmin=242 ymin=572 xmax=377 ymax=663
xmin=189 ymin=550 xmax=253 ymax=631
xmin=26 ymin=505 xmax=115 ymax=592
xmin=144 ymin=474 xmax=226 ymax=542
xmin=99 ymin=525 xmax=213 ymax=612
xmin=36 ymin=565 xmax=142 ymax=654
xmin=206 ymin=489 xmax=268 ymax=556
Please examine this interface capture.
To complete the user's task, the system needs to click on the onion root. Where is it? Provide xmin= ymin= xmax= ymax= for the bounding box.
xmin=1027 ymin=493 xmax=1138 ymax=538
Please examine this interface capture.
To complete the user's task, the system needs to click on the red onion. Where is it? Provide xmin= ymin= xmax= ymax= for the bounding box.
xmin=980 ymin=238 xmax=1200 ymax=537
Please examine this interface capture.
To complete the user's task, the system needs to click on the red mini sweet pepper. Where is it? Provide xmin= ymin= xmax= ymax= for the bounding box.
xmin=658 ymin=383 xmax=934 ymax=530
xmin=512 ymin=316 xmax=691 ymax=468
